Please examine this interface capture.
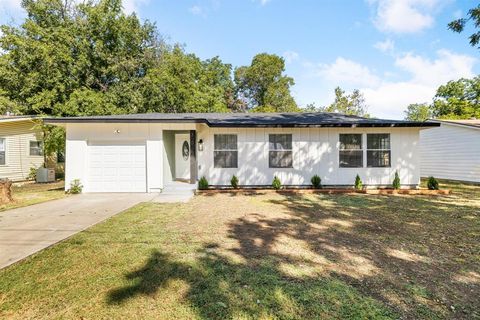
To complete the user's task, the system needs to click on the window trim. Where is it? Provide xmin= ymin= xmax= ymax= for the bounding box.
xmin=366 ymin=133 xmax=391 ymax=168
xmin=268 ymin=133 xmax=293 ymax=169
xmin=29 ymin=140 xmax=44 ymax=157
xmin=213 ymin=134 xmax=238 ymax=168
xmin=0 ymin=137 xmax=6 ymax=166
xmin=339 ymin=133 xmax=363 ymax=168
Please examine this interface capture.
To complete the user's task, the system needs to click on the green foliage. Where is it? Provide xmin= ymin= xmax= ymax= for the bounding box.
xmin=448 ymin=5 xmax=480 ymax=48
xmin=322 ymin=87 xmax=369 ymax=117
xmin=234 ymin=53 xmax=298 ymax=112
xmin=354 ymin=174 xmax=363 ymax=190
xmin=230 ymin=175 xmax=239 ymax=189
xmin=404 ymin=103 xmax=432 ymax=121
xmin=427 ymin=176 xmax=439 ymax=190
xmin=27 ymin=166 xmax=38 ymax=181
xmin=392 ymin=171 xmax=401 ymax=190
xmin=198 ymin=176 xmax=209 ymax=190
xmin=272 ymin=176 xmax=282 ymax=190
xmin=403 ymin=77 xmax=480 ymax=120
xmin=311 ymin=175 xmax=322 ymax=189
xmin=68 ymin=179 xmax=83 ymax=194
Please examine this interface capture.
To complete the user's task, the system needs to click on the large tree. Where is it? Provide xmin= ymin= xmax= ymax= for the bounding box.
xmin=403 ymin=77 xmax=480 ymax=120
xmin=321 ymin=87 xmax=369 ymax=117
xmin=448 ymin=4 xmax=480 ymax=48
xmin=234 ymin=53 xmax=298 ymax=112
xmin=404 ymin=103 xmax=432 ymax=121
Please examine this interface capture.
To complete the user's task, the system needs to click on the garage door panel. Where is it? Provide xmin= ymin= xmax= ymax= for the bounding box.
xmin=87 ymin=142 xmax=146 ymax=192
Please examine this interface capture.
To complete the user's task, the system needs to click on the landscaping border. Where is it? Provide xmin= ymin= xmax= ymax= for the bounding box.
xmin=196 ymin=188 xmax=451 ymax=195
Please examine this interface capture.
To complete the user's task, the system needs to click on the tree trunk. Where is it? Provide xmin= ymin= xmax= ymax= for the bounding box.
xmin=0 ymin=179 xmax=13 ymax=204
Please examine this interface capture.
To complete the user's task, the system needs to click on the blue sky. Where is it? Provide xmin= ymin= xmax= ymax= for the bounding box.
xmin=0 ymin=0 xmax=478 ymax=119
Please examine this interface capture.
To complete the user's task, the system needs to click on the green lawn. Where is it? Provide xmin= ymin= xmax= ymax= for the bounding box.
xmin=0 ymin=180 xmax=479 ymax=319
xmin=0 ymin=180 xmax=67 ymax=212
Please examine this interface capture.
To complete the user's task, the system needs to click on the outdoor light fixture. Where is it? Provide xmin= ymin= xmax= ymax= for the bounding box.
xmin=114 ymin=129 xmax=121 ymax=134
xmin=198 ymin=139 xmax=204 ymax=151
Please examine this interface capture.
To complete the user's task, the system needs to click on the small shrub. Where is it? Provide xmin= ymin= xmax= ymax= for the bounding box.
xmin=198 ymin=176 xmax=209 ymax=190
xmin=311 ymin=174 xmax=322 ymax=189
xmin=392 ymin=171 xmax=401 ymax=190
xmin=68 ymin=179 xmax=83 ymax=194
xmin=27 ymin=166 xmax=38 ymax=181
xmin=272 ymin=176 xmax=282 ymax=190
xmin=427 ymin=176 xmax=439 ymax=190
xmin=354 ymin=174 xmax=363 ymax=190
xmin=231 ymin=175 xmax=239 ymax=189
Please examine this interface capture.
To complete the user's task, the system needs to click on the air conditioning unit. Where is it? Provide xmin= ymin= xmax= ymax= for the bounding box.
xmin=36 ymin=168 xmax=55 ymax=183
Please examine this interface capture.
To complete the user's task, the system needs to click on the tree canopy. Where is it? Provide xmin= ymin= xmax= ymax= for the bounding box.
xmin=403 ymin=77 xmax=480 ymax=121
xmin=234 ymin=53 xmax=298 ymax=112
xmin=320 ymin=87 xmax=369 ymax=117
xmin=448 ymin=4 xmax=480 ymax=48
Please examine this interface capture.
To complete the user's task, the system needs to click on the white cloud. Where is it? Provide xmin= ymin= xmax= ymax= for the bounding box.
xmin=297 ymin=49 xmax=476 ymax=119
xmin=364 ymin=50 xmax=476 ymax=118
xmin=189 ymin=5 xmax=204 ymax=16
xmin=255 ymin=0 xmax=271 ymax=6
xmin=283 ymin=51 xmax=299 ymax=64
xmin=369 ymin=0 xmax=443 ymax=33
xmin=122 ymin=0 xmax=149 ymax=14
xmin=0 ymin=0 xmax=21 ymax=11
xmin=315 ymin=57 xmax=381 ymax=88
xmin=374 ymin=38 xmax=395 ymax=53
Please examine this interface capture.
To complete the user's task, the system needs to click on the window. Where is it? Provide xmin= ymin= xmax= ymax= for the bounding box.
xmin=269 ymin=134 xmax=293 ymax=168
xmin=0 ymin=138 xmax=5 ymax=165
xmin=214 ymin=134 xmax=238 ymax=168
xmin=367 ymin=134 xmax=391 ymax=167
xmin=30 ymin=141 xmax=43 ymax=156
xmin=339 ymin=134 xmax=363 ymax=168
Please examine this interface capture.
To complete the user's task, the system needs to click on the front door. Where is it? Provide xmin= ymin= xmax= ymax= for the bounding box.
xmin=175 ymin=134 xmax=191 ymax=180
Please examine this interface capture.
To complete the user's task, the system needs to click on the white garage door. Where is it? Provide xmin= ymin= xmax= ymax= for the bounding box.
xmin=87 ymin=142 xmax=146 ymax=192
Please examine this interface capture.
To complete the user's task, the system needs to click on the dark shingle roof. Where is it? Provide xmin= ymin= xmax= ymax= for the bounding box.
xmin=45 ymin=112 xmax=439 ymax=128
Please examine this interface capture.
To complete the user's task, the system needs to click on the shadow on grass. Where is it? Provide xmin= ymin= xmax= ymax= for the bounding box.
xmin=107 ymin=189 xmax=479 ymax=319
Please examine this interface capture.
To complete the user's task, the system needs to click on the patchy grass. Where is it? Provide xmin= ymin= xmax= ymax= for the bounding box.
xmin=0 ymin=180 xmax=479 ymax=319
xmin=0 ymin=180 xmax=66 ymax=212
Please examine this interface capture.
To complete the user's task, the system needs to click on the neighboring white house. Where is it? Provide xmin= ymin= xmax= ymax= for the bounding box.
xmin=45 ymin=112 xmax=438 ymax=193
xmin=420 ymin=119 xmax=480 ymax=183
xmin=0 ymin=115 xmax=45 ymax=181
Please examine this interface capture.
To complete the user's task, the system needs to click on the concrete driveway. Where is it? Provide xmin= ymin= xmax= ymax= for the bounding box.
xmin=0 ymin=193 xmax=156 ymax=269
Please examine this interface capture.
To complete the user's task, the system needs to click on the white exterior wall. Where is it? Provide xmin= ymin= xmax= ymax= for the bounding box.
xmin=197 ymin=126 xmax=421 ymax=187
xmin=65 ymin=123 xmax=422 ymax=192
xmin=65 ymin=123 xmax=190 ymax=192
xmin=0 ymin=120 xmax=45 ymax=181
xmin=420 ymin=123 xmax=480 ymax=183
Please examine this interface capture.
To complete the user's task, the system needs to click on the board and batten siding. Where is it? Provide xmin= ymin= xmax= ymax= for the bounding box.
xmin=197 ymin=126 xmax=421 ymax=187
xmin=420 ymin=123 xmax=480 ymax=183
xmin=0 ymin=120 xmax=44 ymax=181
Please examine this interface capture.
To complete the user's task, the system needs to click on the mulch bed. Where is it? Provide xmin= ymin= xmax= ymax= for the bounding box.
xmin=196 ymin=188 xmax=451 ymax=195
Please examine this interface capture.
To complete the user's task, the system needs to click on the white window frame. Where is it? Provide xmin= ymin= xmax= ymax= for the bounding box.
xmin=366 ymin=133 xmax=391 ymax=168
xmin=29 ymin=140 xmax=43 ymax=157
xmin=268 ymin=133 xmax=293 ymax=168
xmin=0 ymin=138 xmax=6 ymax=166
xmin=213 ymin=134 xmax=238 ymax=168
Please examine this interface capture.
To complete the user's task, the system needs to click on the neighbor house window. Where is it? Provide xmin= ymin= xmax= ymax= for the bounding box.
xmin=339 ymin=134 xmax=363 ymax=168
xmin=0 ymin=138 xmax=5 ymax=165
xmin=367 ymin=134 xmax=391 ymax=167
xmin=269 ymin=134 xmax=293 ymax=168
xmin=30 ymin=141 xmax=43 ymax=156
xmin=214 ymin=134 xmax=238 ymax=168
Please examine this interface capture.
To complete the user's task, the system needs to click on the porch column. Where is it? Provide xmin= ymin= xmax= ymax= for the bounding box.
xmin=190 ymin=130 xmax=197 ymax=184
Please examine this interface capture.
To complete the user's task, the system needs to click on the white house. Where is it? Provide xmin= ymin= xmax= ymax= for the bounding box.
xmin=45 ymin=113 xmax=438 ymax=192
xmin=0 ymin=115 xmax=45 ymax=181
xmin=420 ymin=119 xmax=480 ymax=183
